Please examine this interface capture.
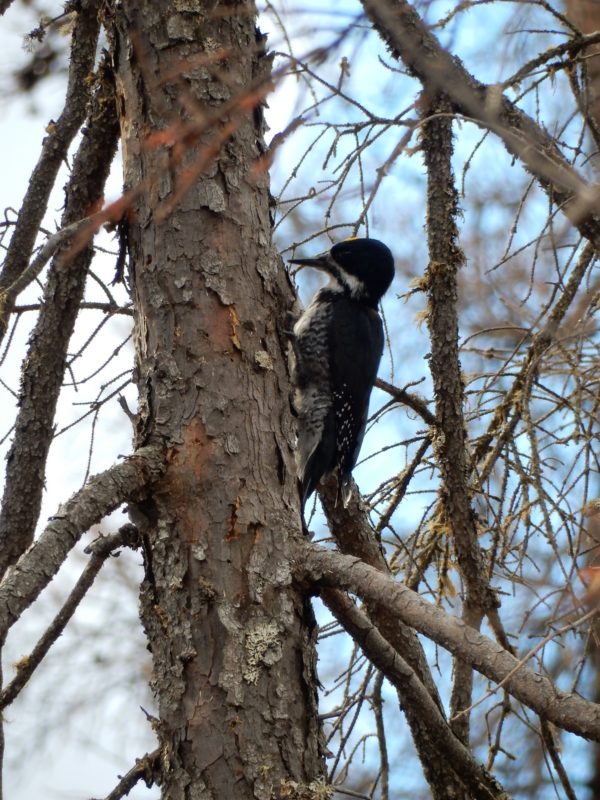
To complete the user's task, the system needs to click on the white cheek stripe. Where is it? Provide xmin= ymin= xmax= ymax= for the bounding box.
xmin=326 ymin=274 xmax=343 ymax=292
xmin=337 ymin=267 xmax=363 ymax=298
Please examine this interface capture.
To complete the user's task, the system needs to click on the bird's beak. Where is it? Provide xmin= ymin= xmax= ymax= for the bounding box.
xmin=288 ymin=253 xmax=332 ymax=274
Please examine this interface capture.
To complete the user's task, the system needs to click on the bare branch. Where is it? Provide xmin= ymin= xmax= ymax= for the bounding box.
xmin=474 ymin=240 xmax=596 ymax=475
xmin=371 ymin=672 xmax=389 ymax=800
xmin=422 ymin=90 xmax=499 ymax=743
xmin=0 ymin=445 xmax=165 ymax=637
xmin=540 ymin=718 xmax=578 ymax=800
xmin=0 ymin=525 xmax=140 ymax=710
xmin=0 ymin=0 xmax=15 ymax=16
xmin=0 ymin=54 xmax=121 ymax=578
xmin=360 ymin=0 xmax=600 ymax=247
xmin=0 ymin=216 xmax=96 ymax=311
xmin=375 ymin=377 xmax=435 ymax=425
xmin=375 ymin=436 xmax=431 ymax=534
xmin=90 ymin=748 xmax=161 ymax=800
xmin=322 ymin=588 xmax=511 ymax=800
xmin=319 ymin=475 xmax=439 ymax=695
xmin=298 ymin=542 xmax=600 ymax=742
xmin=502 ymin=30 xmax=600 ymax=90
xmin=318 ymin=476 xmax=469 ymax=799
xmin=0 ymin=0 xmax=102 ymax=344
xmin=13 ymin=302 xmax=132 ymax=315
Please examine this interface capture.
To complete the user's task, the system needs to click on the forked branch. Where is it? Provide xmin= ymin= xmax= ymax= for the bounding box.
xmin=298 ymin=542 xmax=600 ymax=742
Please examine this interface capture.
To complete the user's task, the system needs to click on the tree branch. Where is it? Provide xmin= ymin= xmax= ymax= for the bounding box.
xmin=0 ymin=445 xmax=165 ymax=637
xmin=13 ymin=302 xmax=133 ymax=315
xmin=91 ymin=748 xmax=161 ymax=800
xmin=422 ymin=90 xmax=498 ymax=742
xmin=321 ymin=588 xmax=511 ymax=800
xmin=297 ymin=542 xmax=600 ymax=742
xmin=375 ymin=377 xmax=435 ymax=425
xmin=0 ymin=0 xmax=102 ymax=344
xmin=319 ymin=475 xmax=440 ymax=700
xmin=361 ymin=0 xmax=600 ymax=248
xmin=0 ymin=54 xmax=121 ymax=578
xmin=0 ymin=525 xmax=140 ymax=710
xmin=473 ymin=240 xmax=596 ymax=475
xmin=318 ymin=476 xmax=470 ymax=799
xmin=501 ymin=30 xmax=600 ymax=92
xmin=0 ymin=0 xmax=15 ymax=16
xmin=0 ymin=216 xmax=95 ymax=307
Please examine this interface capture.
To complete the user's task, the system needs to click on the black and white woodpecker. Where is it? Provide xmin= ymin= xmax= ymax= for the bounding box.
xmin=289 ymin=237 xmax=395 ymax=508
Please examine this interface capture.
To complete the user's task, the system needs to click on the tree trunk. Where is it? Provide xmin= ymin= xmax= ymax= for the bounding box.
xmin=564 ymin=0 xmax=600 ymax=138
xmin=108 ymin=3 xmax=323 ymax=797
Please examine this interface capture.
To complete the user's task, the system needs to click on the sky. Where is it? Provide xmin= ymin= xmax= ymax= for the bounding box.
xmin=0 ymin=1 xmax=597 ymax=798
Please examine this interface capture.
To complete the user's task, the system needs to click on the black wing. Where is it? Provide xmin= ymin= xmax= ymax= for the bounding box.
xmin=329 ymin=298 xmax=384 ymax=490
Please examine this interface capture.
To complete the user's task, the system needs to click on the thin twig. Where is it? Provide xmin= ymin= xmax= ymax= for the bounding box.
xmin=0 ymin=445 xmax=165 ymax=637
xmin=91 ymin=747 xmax=161 ymax=800
xmin=0 ymin=526 xmax=140 ymax=710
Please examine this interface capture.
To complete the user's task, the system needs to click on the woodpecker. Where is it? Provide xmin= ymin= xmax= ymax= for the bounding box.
xmin=290 ymin=237 xmax=394 ymax=508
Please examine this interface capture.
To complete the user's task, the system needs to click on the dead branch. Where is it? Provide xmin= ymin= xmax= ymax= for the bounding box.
xmin=297 ymin=542 xmax=600 ymax=742
xmin=0 ymin=0 xmax=102 ymax=345
xmin=90 ymin=748 xmax=161 ymax=800
xmin=422 ymin=90 xmax=498 ymax=744
xmin=0 ymin=216 xmax=95 ymax=309
xmin=318 ymin=476 xmax=469 ymax=799
xmin=473 ymin=241 xmax=596 ymax=475
xmin=0 ymin=525 xmax=140 ymax=710
xmin=0 ymin=53 xmax=120 ymax=578
xmin=375 ymin=377 xmax=435 ymax=425
xmin=322 ymin=588 xmax=511 ymax=800
xmin=0 ymin=445 xmax=165 ymax=637
xmin=360 ymin=0 xmax=600 ymax=247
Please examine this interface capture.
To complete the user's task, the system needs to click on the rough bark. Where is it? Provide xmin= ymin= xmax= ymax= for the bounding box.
xmin=422 ymin=93 xmax=494 ymax=746
xmin=108 ymin=2 xmax=323 ymax=798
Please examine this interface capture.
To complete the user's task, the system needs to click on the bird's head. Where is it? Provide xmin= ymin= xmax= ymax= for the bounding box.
xmin=289 ymin=237 xmax=394 ymax=307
